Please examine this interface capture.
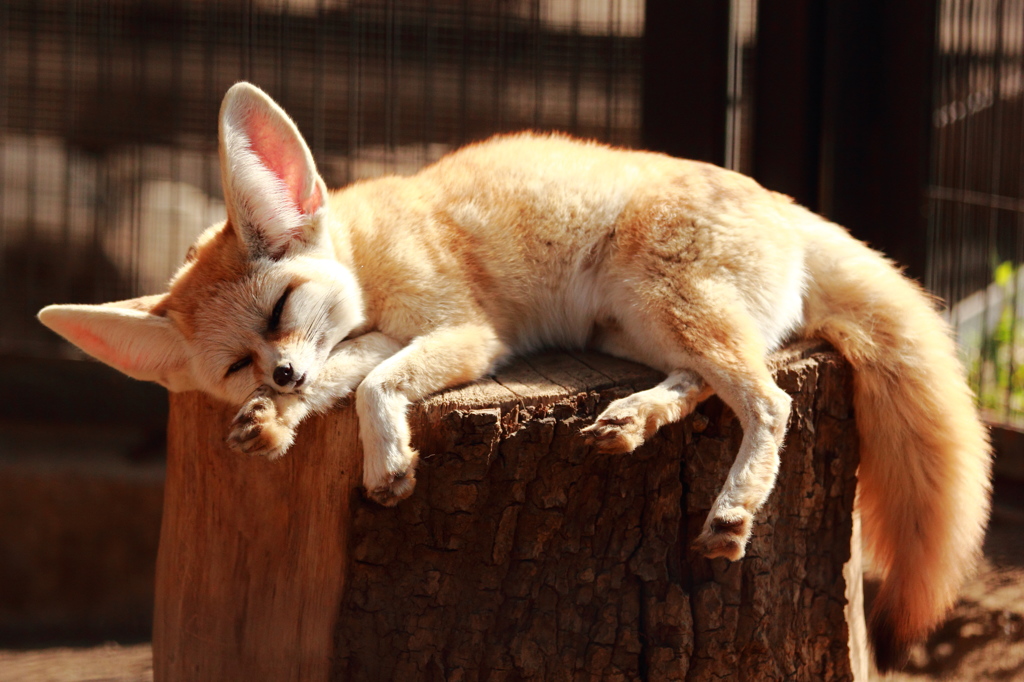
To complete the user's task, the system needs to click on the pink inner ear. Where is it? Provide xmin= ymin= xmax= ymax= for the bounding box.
xmin=246 ymin=108 xmax=324 ymax=216
xmin=64 ymin=321 xmax=149 ymax=373
xmin=65 ymin=322 xmax=111 ymax=358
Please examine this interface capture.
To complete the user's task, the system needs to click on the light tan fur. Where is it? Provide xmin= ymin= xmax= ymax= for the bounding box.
xmin=38 ymin=83 xmax=991 ymax=670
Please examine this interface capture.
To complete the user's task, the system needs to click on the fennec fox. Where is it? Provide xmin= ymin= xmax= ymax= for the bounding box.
xmin=39 ymin=82 xmax=990 ymax=670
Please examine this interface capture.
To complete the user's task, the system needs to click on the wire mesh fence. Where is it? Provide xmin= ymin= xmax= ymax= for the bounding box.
xmin=6 ymin=0 xmax=1022 ymax=432
xmin=928 ymin=0 xmax=1024 ymax=427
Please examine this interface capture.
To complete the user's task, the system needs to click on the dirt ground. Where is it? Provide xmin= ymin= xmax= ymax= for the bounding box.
xmin=884 ymin=558 xmax=1024 ymax=681
xmin=0 ymin=643 xmax=152 ymax=682
xmin=1 ymin=485 xmax=1022 ymax=682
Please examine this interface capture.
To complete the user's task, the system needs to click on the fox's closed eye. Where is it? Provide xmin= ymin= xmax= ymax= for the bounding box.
xmin=268 ymin=288 xmax=291 ymax=332
xmin=226 ymin=356 xmax=253 ymax=377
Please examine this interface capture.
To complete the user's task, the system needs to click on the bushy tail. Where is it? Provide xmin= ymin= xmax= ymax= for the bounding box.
xmin=801 ymin=220 xmax=992 ymax=672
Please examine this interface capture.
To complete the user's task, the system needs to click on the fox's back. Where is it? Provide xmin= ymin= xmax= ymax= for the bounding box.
xmin=416 ymin=132 xmax=808 ymax=265
xmin=335 ymin=133 xmax=809 ymax=351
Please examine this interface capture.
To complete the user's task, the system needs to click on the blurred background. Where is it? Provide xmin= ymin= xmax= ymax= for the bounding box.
xmin=0 ymin=0 xmax=1022 ymax=678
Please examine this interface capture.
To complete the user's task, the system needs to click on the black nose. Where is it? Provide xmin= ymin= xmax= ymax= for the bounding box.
xmin=273 ymin=364 xmax=294 ymax=387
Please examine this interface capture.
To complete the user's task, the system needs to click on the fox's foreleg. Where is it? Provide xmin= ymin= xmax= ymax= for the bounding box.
xmin=227 ymin=332 xmax=403 ymax=458
xmin=356 ymin=322 xmax=508 ymax=506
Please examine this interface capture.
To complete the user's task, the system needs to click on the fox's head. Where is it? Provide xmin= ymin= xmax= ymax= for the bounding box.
xmin=38 ymin=83 xmax=364 ymax=406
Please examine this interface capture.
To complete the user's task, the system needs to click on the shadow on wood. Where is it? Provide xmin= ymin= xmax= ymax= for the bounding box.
xmin=154 ymin=346 xmax=864 ymax=681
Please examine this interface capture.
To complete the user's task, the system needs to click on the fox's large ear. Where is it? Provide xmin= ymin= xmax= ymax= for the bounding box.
xmin=219 ymin=82 xmax=328 ymax=259
xmin=38 ymin=296 xmax=196 ymax=392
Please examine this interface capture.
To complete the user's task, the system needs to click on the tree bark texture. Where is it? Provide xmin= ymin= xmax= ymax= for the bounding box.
xmin=154 ymin=345 xmax=863 ymax=682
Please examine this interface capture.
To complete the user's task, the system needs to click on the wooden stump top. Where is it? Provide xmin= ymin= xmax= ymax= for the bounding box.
xmin=155 ymin=346 xmax=864 ymax=682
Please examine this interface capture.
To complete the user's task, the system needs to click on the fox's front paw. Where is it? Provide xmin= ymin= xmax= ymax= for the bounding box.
xmin=582 ymin=399 xmax=651 ymax=454
xmin=366 ymin=468 xmax=417 ymax=507
xmin=363 ymin=444 xmax=419 ymax=507
xmin=691 ymin=508 xmax=753 ymax=561
xmin=227 ymin=388 xmax=296 ymax=459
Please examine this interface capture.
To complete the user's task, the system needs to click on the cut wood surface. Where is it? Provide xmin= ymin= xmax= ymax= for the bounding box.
xmin=154 ymin=345 xmax=864 ymax=682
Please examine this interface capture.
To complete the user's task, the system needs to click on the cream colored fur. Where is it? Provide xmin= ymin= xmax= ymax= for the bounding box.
xmin=38 ymin=83 xmax=991 ymax=670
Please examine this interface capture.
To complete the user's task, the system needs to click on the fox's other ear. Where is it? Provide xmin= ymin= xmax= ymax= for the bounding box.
xmin=219 ymin=81 xmax=328 ymax=259
xmin=38 ymin=296 xmax=196 ymax=392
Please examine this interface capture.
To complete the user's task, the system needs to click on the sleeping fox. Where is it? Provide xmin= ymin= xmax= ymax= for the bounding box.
xmin=38 ymin=82 xmax=991 ymax=671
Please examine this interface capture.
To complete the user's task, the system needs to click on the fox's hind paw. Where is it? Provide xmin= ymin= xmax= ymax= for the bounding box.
xmin=227 ymin=389 xmax=295 ymax=459
xmin=582 ymin=402 xmax=650 ymax=454
xmin=365 ymin=468 xmax=417 ymax=507
xmin=691 ymin=508 xmax=753 ymax=561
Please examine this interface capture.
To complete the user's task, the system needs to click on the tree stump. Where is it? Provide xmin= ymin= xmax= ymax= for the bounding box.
xmin=153 ymin=345 xmax=866 ymax=682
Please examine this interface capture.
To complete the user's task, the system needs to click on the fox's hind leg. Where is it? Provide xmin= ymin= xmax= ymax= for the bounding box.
xmin=588 ymin=281 xmax=793 ymax=561
xmin=582 ymin=369 xmax=713 ymax=454
xmin=686 ymin=355 xmax=791 ymax=561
